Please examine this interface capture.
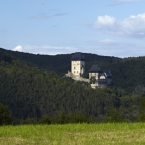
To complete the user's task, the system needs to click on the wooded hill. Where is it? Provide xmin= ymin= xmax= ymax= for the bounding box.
xmin=1 ymin=47 xmax=145 ymax=93
xmin=0 ymin=47 xmax=145 ymax=123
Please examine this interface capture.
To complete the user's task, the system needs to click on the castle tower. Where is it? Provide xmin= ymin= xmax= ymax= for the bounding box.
xmin=71 ymin=52 xmax=85 ymax=76
xmin=89 ymin=64 xmax=102 ymax=79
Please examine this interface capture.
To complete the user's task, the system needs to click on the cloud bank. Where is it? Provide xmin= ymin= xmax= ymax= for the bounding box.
xmin=94 ymin=13 xmax=145 ymax=38
xmin=12 ymin=45 xmax=77 ymax=55
xmin=11 ymin=41 xmax=145 ymax=58
xmin=12 ymin=45 xmax=23 ymax=52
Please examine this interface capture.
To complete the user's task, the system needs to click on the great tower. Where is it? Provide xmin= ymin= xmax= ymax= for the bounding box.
xmin=71 ymin=52 xmax=85 ymax=77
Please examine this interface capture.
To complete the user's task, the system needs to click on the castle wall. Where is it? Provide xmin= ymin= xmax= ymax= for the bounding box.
xmin=91 ymin=84 xmax=98 ymax=89
xmin=106 ymin=78 xmax=112 ymax=85
xmin=65 ymin=71 xmax=89 ymax=83
xmin=89 ymin=72 xmax=101 ymax=79
xmin=91 ymin=81 xmax=107 ymax=89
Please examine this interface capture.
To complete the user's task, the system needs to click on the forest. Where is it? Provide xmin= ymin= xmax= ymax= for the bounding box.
xmin=1 ymin=47 xmax=145 ymax=124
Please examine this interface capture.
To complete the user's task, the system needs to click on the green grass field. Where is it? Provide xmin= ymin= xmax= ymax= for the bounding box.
xmin=0 ymin=123 xmax=145 ymax=145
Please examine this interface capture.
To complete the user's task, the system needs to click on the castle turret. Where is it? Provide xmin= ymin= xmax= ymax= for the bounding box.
xmin=71 ymin=52 xmax=85 ymax=76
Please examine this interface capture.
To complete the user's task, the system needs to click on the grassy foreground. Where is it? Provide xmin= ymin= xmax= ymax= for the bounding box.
xmin=0 ymin=123 xmax=145 ymax=145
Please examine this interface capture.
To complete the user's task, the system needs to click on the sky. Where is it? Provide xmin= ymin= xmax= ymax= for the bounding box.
xmin=0 ymin=0 xmax=145 ymax=58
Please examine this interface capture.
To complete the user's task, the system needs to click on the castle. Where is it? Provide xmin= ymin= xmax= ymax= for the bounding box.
xmin=65 ymin=52 xmax=112 ymax=89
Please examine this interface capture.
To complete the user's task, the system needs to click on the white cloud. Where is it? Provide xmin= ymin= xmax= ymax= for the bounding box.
xmin=94 ymin=16 xmax=116 ymax=29
xmin=12 ymin=45 xmax=23 ymax=52
xmin=11 ymin=42 xmax=145 ymax=58
xmin=94 ymin=13 xmax=145 ymax=38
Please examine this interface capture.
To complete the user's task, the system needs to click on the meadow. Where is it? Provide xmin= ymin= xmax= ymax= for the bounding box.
xmin=0 ymin=123 xmax=145 ymax=145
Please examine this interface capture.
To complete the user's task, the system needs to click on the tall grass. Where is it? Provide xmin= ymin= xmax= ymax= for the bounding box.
xmin=0 ymin=123 xmax=145 ymax=145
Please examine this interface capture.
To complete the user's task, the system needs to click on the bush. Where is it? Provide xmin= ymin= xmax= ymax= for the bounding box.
xmin=0 ymin=103 xmax=13 ymax=125
xmin=39 ymin=115 xmax=51 ymax=124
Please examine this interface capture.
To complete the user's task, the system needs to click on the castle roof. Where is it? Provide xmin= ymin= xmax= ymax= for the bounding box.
xmin=104 ymin=71 xmax=112 ymax=78
xmin=71 ymin=52 xmax=85 ymax=61
xmin=89 ymin=65 xmax=102 ymax=73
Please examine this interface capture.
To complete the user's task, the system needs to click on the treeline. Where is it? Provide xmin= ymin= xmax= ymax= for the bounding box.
xmin=2 ymin=97 xmax=145 ymax=125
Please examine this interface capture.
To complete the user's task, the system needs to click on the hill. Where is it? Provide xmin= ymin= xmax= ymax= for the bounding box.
xmin=1 ymin=47 xmax=145 ymax=92
xmin=2 ymin=48 xmax=120 ymax=76
xmin=1 ymin=47 xmax=143 ymax=123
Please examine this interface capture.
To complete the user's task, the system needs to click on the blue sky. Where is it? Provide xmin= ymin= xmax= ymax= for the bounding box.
xmin=1 ymin=0 xmax=145 ymax=58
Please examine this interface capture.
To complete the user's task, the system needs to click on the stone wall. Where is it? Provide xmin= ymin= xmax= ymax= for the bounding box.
xmin=65 ymin=71 xmax=89 ymax=83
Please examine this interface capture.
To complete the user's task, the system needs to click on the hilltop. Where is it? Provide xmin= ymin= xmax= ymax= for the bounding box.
xmin=1 ymin=47 xmax=145 ymax=92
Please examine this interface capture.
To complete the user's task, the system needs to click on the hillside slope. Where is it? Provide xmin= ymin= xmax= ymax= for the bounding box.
xmin=0 ymin=48 xmax=144 ymax=122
